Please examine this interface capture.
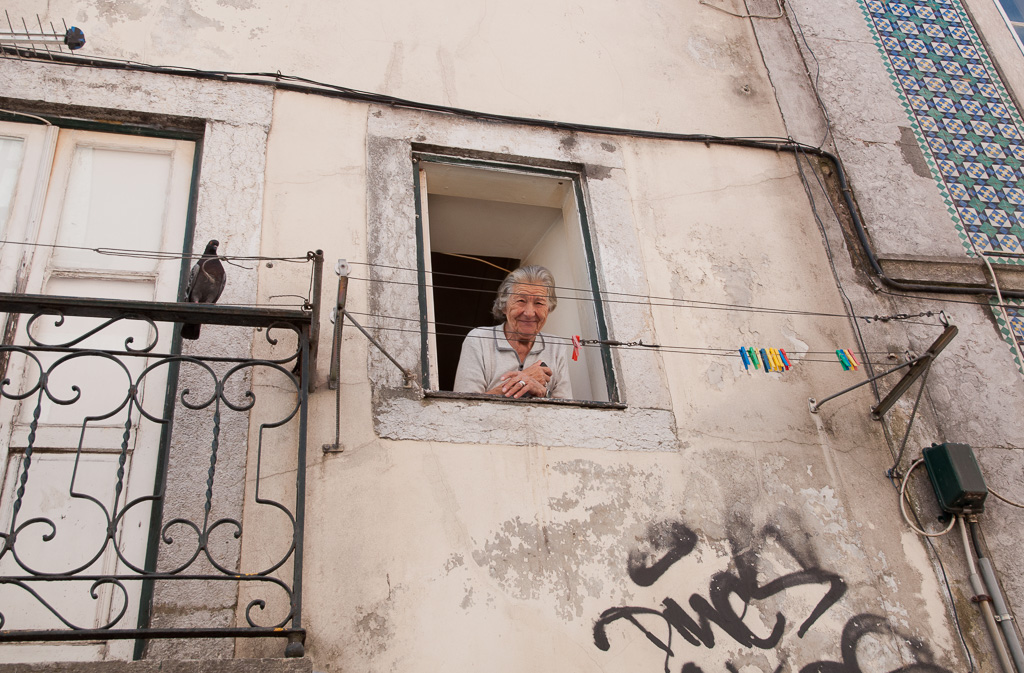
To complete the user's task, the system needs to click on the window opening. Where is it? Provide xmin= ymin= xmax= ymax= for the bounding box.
xmin=996 ymin=0 xmax=1024 ymax=50
xmin=413 ymin=154 xmax=615 ymax=403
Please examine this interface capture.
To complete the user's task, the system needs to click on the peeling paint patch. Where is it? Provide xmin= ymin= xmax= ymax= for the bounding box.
xmin=472 ymin=460 xmax=665 ymax=620
xmin=95 ymin=0 xmax=149 ymax=21
xmin=444 ymin=553 xmax=464 ymax=573
xmin=353 ymin=607 xmax=393 ymax=657
xmin=898 ymin=126 xmax=931 ymax=179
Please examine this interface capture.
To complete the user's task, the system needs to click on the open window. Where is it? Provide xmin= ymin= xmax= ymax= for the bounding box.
xmin=413 ymin=153 xmax=616 ymax=403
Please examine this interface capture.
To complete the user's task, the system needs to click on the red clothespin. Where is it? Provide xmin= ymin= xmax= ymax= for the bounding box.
xmin=779 ymin=348 xmax=791 ymax=369
xmin=572 ymin=335 xmax=582 ymax=361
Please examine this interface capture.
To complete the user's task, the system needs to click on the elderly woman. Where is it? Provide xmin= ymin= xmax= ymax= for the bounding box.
xmin=453 ymin=265 xmax=573 ymax=399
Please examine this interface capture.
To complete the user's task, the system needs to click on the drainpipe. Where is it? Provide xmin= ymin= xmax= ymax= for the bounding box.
xmin=970 ymin=520 xmax=1024 ymax=673
xmin=959 ymin=516 xmax=1017 ymax=673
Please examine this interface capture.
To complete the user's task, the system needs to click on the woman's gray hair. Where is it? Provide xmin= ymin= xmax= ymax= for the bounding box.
xmin=492 ymin=265 xmax=558 ymax=320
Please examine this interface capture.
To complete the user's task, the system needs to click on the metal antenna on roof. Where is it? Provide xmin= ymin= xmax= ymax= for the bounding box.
xmin=1 ymin=12 xmax=85 ymax=56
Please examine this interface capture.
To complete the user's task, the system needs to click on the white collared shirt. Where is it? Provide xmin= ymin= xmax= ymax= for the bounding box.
xmin=453 ymin=325 xmax=573 ymax=399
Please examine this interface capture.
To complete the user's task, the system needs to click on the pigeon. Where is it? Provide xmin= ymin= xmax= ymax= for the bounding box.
xmin=181 ymin=239 xmax=226 ymax=340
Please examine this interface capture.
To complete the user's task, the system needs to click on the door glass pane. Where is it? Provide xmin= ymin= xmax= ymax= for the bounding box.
xmin=52 ymin=147 xmax=172 ymax=273
xmin=0 ymin=136 xmax=26 ymax=238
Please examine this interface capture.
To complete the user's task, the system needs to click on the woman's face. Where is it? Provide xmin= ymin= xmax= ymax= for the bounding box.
xmin=504 ymin=283 xmax=550 ymax=338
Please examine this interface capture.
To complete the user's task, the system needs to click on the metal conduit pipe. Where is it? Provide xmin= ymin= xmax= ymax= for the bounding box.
xmin=960 ymin=517 xmax=1017 ymax=673
xmin=971 ymin=521 xmax=1024 ymax=673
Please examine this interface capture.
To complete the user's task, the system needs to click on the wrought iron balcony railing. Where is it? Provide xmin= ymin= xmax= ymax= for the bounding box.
xmin=0 ymin=290 xmax=314 ymax=657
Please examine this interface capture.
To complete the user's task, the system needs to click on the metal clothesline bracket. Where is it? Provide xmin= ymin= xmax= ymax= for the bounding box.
xmin=808 ymin=324 xmax=958 ymax=416
xmin=323 ymin=260 xmax=413 ymax=454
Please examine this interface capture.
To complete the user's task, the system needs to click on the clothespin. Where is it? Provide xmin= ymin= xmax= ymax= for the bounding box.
xmin=770 ymin=348 xmax=783 ymax=372
xmin=766 ymin=348 xmax=777 ymax=372
xmin=759 ymin=349 xmax=771 ymax=374
xmin=739 ymin=348 xmax=751 ymax=370
xmin=839 ymin=348 xmax=856 ymax=370
xmin=749 ymin=347 xmax=760 ymax=370
xmin=572 ymin=335 xmax=582 ymax=362
xmin=779 ymin=348 xmax=791 ymax=370
xmin=836 ymin=349 xmax=851 ymax=371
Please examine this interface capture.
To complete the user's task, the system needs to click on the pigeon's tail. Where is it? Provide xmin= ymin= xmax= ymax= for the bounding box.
xmin=181 ymin=322 xmax=201 ymax=340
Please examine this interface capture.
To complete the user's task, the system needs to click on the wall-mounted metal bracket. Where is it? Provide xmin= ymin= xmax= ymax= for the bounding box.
xmin=323 ymin=259 xmax=415 ymax=454
xmin=809 ymin=324 xmax=957 ymax=415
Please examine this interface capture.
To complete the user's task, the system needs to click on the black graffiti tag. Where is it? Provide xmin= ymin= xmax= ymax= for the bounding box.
xmin=593 ymin=519 xmax=951 ymax=673
xmin=594 ymin=520 xmax=845 ymax=671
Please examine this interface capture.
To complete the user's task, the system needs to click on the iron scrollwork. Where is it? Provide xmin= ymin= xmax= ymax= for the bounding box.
xmin=0 ymin=297 xmax=309 ymax=654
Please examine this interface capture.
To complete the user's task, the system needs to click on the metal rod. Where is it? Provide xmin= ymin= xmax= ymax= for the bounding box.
xmin=809 ymin=355 xmax=925 ymax=413
xmin=0 ymin=291 xmax=310 ymax=328
xmin=871 ymin=324 xmax=957 ymax=419
xmin=306 ymin=250 xmax=324 ymax=393
xmin=342 ymin=308 xmax=413 ymax=387
xmin=328 ymin=261 xmax=349 ymax=390
xmin=324 ymin=261 xmax=349 ymax=453
xmin=286 ymin=331 xmax=309 ymax=658
xmin=0 ymin=627 xmax=305 ymax=643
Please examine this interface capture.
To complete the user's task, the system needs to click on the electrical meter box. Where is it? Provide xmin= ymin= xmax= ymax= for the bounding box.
xmin=922 ymin=442 xmax=988 ymax=514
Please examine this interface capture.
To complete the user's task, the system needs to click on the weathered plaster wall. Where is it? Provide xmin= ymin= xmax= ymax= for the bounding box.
xmin=3 ymin=0 xmax=1021 ymax=669
xmin=751 ymin=1 xmax=1024 ymax=669
xmin=16 ymin=0 xmax=783 ymax=135
xmin=232 ymin=89 xmax=971 ymax=671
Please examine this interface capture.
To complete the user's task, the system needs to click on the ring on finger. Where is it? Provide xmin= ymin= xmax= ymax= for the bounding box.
xmin=518 ymin=380 xmax=527 ymax=387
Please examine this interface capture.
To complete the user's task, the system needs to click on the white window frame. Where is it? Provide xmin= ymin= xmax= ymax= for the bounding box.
xmin=412 ymin=152 xmax=618 ymax=404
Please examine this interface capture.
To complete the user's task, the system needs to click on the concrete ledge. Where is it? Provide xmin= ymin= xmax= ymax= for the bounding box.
xmin=877 ymin=255 xmax=1024 ymax=292
xmin=0 ymin=659 xmax=312 ymax=673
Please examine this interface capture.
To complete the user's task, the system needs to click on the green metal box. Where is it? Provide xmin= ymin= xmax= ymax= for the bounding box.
xmin=922 ymin=442 xmax=988 ymax=514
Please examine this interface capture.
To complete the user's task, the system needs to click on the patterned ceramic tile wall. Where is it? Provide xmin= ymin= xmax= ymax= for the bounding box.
xmin=859 ymin=0 xmax=1024 ymax=365
xmin=860 ymin=0 xmax=1024 ymax=261
xmin=992 ymin=298 xmax=1024 ymax=368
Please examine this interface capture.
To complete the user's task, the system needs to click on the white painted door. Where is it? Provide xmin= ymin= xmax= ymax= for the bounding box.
xmin=0 ymin=124 xmax=195 ymax=662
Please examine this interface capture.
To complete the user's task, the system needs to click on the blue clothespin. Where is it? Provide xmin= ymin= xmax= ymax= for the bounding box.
xmin=760 ymin=349 xmax=771 ymax=374
xmin=836 ymin=349 xmax=850 ymax=371
xmin=739 ymin=348 xmax=750 ymax=370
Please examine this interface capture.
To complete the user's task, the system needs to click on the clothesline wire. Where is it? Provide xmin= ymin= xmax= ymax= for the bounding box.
xmin=343 ymin=309 xmax=900 ymax=356
xmin=0 ymin=238 xmax=313 ymax=263
xmin=342 ymin=319 xmax=899 ymax=366
xmin=343 ymin=272 xmax=948 ymax=325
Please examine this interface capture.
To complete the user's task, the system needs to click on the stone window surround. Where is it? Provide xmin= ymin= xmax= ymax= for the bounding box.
xmin=366 ymin=106 xmax=679 ymax=452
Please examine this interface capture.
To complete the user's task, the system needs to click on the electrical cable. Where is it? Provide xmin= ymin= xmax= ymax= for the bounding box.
xmin=795 ymin=148 xmax=880 ymax=398
xmin=343 ymin=309 xmax=898 ymax=355
xmin=786 ymin=2 xmax=833 ymax=148
xmin=344 ymin=270 xmax=946 ymax=324
xmin=883 ymin=473 xmax=976 ymax=673
xmin=699 ymin=0 xmax=784 ymax=19
xmin=0 ymin=108 xmax=52 ymax=125
xmin=5 ymin=43 xmax=1024 ymax=305
xmin=989 ymin=486 xmax=1024 ymax=509
xmin=899 ymin=459 xmax=957 ymax=537
xmin=435 ymin=252 xmax=513 ymax=274
xmin=339 ymin=319 xmax=906 ymax=365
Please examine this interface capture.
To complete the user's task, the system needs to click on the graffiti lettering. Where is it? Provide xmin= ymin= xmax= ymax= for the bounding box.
xmin=593 ymin=518 xmax=951 ymax=673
